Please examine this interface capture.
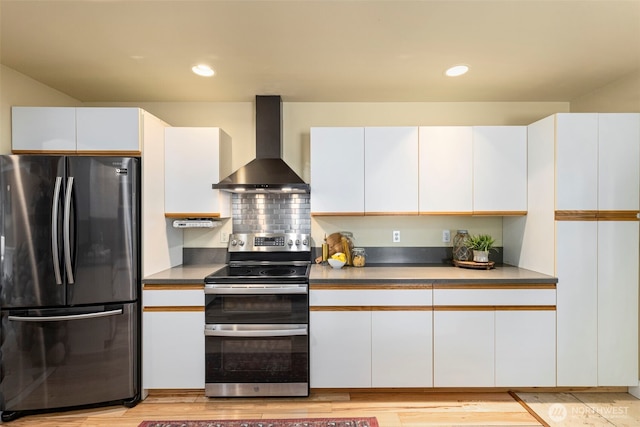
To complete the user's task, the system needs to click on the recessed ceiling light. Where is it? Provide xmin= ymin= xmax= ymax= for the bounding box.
xmin=445 ymin=65 xmax=469 ymax=77
xmin=192 ymin=64 xmax=215 ymax=77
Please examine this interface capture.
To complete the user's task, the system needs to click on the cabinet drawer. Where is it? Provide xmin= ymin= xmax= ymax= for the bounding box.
xmin=433 ymin=288 xmax=555 ymax=306
xmin=310 ymin=289 xmax=432 ymax=306
xmin=143 ymin=289 xmax=204 ymax=307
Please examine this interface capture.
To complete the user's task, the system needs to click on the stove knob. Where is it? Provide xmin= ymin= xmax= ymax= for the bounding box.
xmin=295 ymin=239 xmax=300 ymax=246
xmin=230 ymin=239 xmax=237 ymax=246
xmin=287 ymin=239 xmax=293 ymax=246
xmin=302 ymin=239 xmax=309 ymax=246
xmin=238 ymin=240 xmax=245 ymax=247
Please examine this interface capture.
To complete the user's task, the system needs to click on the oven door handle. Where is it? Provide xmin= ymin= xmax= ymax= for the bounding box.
xmin=204 ymin=324 xmax=308 ymax=337
xmin=204 ymin=284 xmax=307 ymax=295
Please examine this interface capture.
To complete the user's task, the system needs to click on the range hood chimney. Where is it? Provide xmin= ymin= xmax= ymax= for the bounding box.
xmin=212 ymin=95 xmax=310 ymax=193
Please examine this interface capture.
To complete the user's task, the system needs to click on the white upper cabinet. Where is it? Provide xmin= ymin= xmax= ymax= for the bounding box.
xmin=76 ymin=107 xmax=141 ymax=153
xmin=364 ymin=127 xmax=419 ymax=214
xmin=310 ymin=127 xmax=365 ymax=215
xmin=472 ymin=126 xmax=527 ymax=213
xmin=164 ymin=127 xmax=232 ymax=218
xmin=12 ymin=107 xmax=77 ymax=152
xmin=12 ymin=106 xmax=143 ymax=154
xmin=555 ymin=113 xmax=640 ymax=212
xmin=555 ymin=113 xmax=599 ymax=211
xmin=419 ymin=126 xmax=473 ymax=213
xmin=598 ymin=113 xmax=640 ymax=211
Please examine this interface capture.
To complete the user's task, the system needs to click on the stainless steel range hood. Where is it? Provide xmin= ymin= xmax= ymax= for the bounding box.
xmin=212 ymin=95 xmax=310 ymax=193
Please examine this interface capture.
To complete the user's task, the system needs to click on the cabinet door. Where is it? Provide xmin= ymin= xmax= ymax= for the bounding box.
xmin=165 ymin=127 xmax=231 ymax=217
xmin=433 ymin=310 xmax=494 ymax=387
xmin=310 ymin=127 xmax=365 ymax=214
xmin=473 ymin=126 xmax=527 ymax=213
xmin=598 ymin=113 xmax=640 ymax=211
xmin=371 ymin=310 xmax=432 ymax=387
xmin=76 ymin=107 xmax=141 ymax=153
xmin=556 ymin=113 xmax=598 ymax=211
xmin=143 ymin=310 xmax=205 ymax=389
xmin=419 ymin=126 xmax=473 ymax=213
xmin=364 ymin=127 xmax=419 ymax=214
xmin=597 ymin=221 xmax=639 ymax=385
xmin=309 ymin=311 xmax=371 ymax=388
xmin=11 ymin=106 xmax=77 ymax=152
xmin=556 ymin=221 xmax=598 ymax=386
xmin=495 ymin=310 xmax=556 ymax=386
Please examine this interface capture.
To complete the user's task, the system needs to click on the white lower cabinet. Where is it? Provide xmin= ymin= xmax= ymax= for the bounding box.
xmin=309 ymin=311 xmax=371 ymax=388
xmin=495 ymin=310 xmax=556 ymax=386
xmin=371 ymin=311 xmax=432 ymax=387
xmin=433 ymin=311 xmax=494 ymax=387
xmin=143 ymin=287 xmax=205 ymax=390
xmin=433 ymin=286 xmax=556 ymax=387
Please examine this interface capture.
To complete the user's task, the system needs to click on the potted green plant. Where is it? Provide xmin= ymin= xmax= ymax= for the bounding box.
xmin=465 ymin=234 xmax=498 ymax=262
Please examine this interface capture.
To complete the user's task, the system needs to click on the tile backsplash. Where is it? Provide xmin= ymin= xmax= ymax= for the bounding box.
xmin=232 ymin=193 xmax=311 ymax=234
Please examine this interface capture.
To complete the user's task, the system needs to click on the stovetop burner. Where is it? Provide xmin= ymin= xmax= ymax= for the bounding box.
xmin=205 ymin=232 xmax=311 ymax=285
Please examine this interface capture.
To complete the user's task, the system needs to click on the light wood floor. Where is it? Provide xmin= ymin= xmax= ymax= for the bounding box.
xmin=3 ymin=390 xmax=639 ymax=427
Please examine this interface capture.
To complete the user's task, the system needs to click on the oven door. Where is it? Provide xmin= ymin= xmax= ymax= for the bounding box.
xmin=204 ymin=324 xmax=309 ymax=397
xmin=204 ymin=284 xmax=308 ymax=324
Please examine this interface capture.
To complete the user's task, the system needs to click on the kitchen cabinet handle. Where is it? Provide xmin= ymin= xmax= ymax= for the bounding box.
xmin=51 ymin=176 xmax=63 ymax=285
xmin=204 ymin=324 xmax=307 ymax=337
xmin=8 ymin=308 xmax=123 ymax=322
xmin=204 ymin=284 xmax=307 ymax=295
xmin=63 ymin=176 xmax=74 ymax=284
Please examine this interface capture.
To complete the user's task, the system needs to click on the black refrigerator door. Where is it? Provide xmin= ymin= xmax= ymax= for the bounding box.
xmin=0 ymin=155 xmax=66 ymax=308
xmin=66 ymin=157 xmax=139 ymax=305
xmin=0 ymin=303 xmax=138 ymax=415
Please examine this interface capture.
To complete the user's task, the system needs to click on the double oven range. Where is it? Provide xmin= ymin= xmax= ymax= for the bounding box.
xmin=204 ymin=233 xmax=311 ymax=397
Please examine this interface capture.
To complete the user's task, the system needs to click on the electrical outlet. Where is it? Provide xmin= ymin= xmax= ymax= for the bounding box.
xmin=442 ymin=229 xmax=451 ymax=243
xmin=220 ymin=231 xmax=229 ymax=243
xmin=392 ymin=230 xmax=401 ymax=243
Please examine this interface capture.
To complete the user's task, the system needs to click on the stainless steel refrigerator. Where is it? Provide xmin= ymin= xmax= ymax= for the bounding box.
xmin=0 ymin=155 xmax=140 ymax=421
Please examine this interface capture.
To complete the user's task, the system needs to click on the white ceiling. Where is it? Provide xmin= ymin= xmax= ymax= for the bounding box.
xmin=1 ymin=0 xmax=639 ymax=103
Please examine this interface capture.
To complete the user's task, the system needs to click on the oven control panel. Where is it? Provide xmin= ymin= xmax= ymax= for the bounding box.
xmin=229 ymin=233 xmax=311 ymax=252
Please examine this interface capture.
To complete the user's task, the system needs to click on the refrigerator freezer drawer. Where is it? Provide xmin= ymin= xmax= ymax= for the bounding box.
xmin=0 ymin=303 xmax=139 ymax=415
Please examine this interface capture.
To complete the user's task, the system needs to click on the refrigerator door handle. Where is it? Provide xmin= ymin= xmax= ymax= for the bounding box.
xmin=8 ymin=308 xmax=123 ymax=322
xmin=63 ymin=176 xmax=75 ymax=284
xmin=51 ymin=176 xmax=63 ymax=285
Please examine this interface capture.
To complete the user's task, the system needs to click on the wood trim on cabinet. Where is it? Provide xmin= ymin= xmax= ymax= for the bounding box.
xmin=76 ymin=150 xmax=142 ymax=156
xmin=364 ymin=211 xmax=420 ymax=216
xmin=472 ymin=211 xmax=528 ymax=216
xmin=12 ymin=150 xmax=142 ymax=156
xmin=556 ymin=210 xmax=639 ymax=221
xmin=164 ymin=213 xmax=222 ymax=219
xmin=310 ymin=306 xmax=433 ymax=311
xmin=143 ymin=283 xmax=204 ymax=290
xmin=419 ymin=212 xmax=474 ymax=216
xmin=143 ymin=306 xmax=204 ymax=312
xmin=432 ymin=283 xmax=556 ymax=290
xmin=597 ymin=210 xmax=639 ymax=221
xmin=311 ymin=212 xmax=365 ymax=217
xmin=310 ymin=284 xmax=432 ymax=290
xmin=433 ymin=305 xmax=556 ymax=311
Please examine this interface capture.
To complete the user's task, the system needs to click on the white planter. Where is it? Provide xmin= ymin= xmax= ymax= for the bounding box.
xmin=473 ymin=250 xmax=489 ymax=263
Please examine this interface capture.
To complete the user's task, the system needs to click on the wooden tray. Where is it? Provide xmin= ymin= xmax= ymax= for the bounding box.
xmin=453 ymin=260 xmax=495 ymax=270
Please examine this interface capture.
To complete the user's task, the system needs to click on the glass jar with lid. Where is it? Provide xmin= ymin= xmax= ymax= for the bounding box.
xmin=352 ymin=248 xmax=366 ymax=267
